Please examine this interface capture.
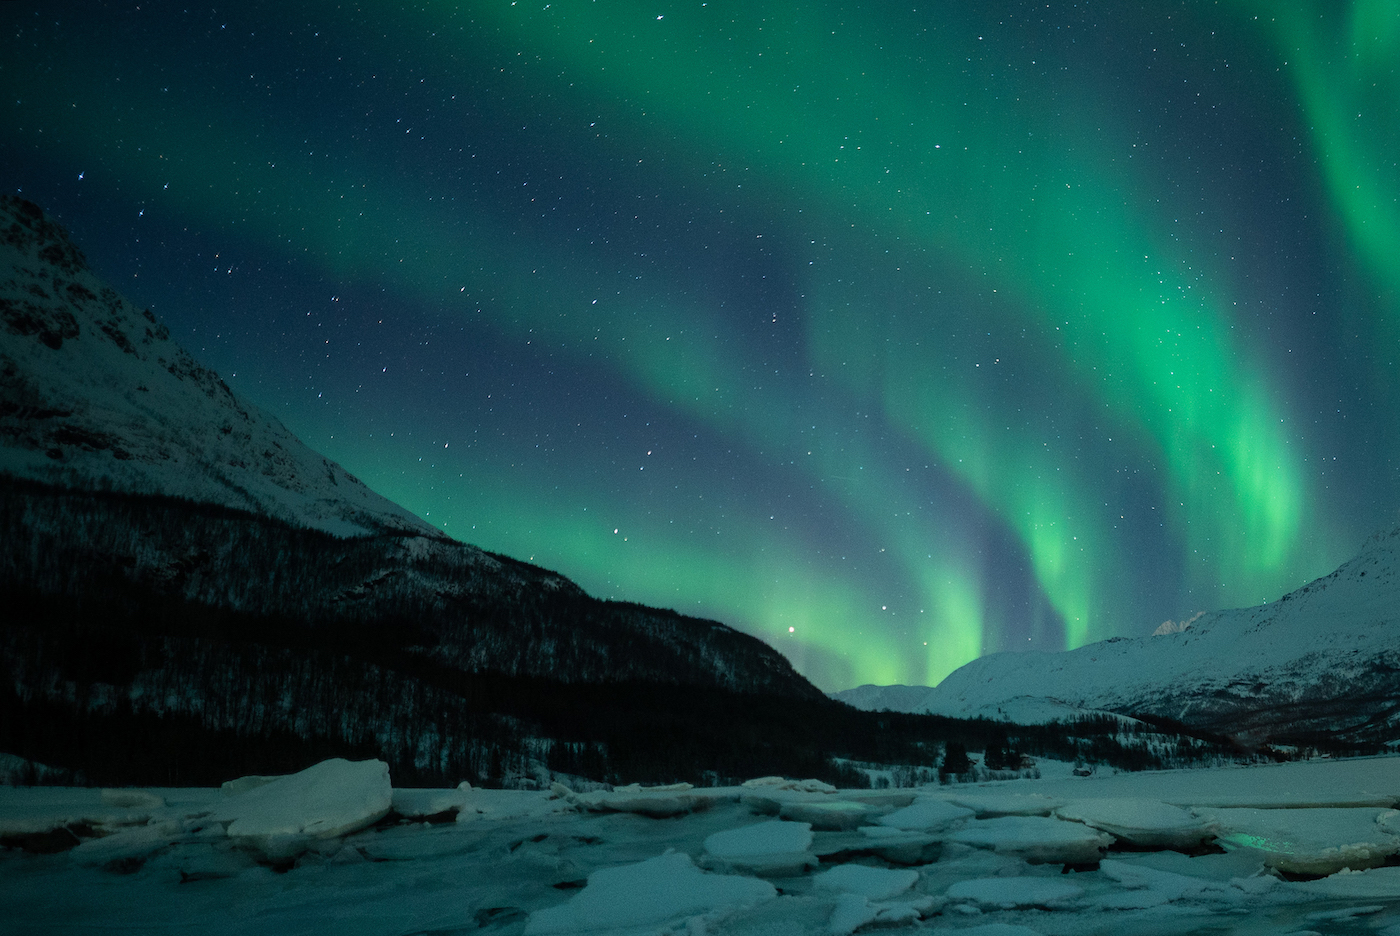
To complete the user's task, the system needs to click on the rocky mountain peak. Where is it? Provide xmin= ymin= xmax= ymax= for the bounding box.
xmin=0 ymin=195 xmax=435 ymax=538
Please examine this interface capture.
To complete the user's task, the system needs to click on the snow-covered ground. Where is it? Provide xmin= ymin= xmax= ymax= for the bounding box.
xmin=3 ymin=756 xmax=1400 ymax=934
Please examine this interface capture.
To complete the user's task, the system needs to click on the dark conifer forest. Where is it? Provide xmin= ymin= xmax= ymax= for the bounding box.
xmin=3 ymin=479 xmax=1351 ymax=789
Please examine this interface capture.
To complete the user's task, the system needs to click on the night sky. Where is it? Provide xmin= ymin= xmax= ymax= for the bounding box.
xmin=5 ymin=2 xmax=1399 ymax=692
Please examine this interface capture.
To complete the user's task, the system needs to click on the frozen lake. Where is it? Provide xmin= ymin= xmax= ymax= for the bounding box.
xmin=2 ymin=756 xmax=1399 ymax=935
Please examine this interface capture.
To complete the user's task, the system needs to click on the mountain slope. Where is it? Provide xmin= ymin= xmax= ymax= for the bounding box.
xmin=0 ymin=195 xmax=432 ymax=538
xmin=3 ymin=196 xmax=902 ymax=786
xmin=836 ymin=530 xmax=1400 ymax=745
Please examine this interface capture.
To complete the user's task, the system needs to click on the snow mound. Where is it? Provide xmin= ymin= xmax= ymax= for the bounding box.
xmin=1055 ymin=797 xmax=1216 ymax=849
xmin=877 ymin=797 xmax=975 ymax=831
xmin=703 ymin=820 xmax=817 ymax=876
xmin=812 ymin=864 xmax=918 ymax=900
xmin=1198 ymin=806 xmax=1400 ymax=875
xmin=523 ymin=850 xmax=775 ymax=935
xmin=945 ymin=876 xmax=1083 ymax=909
xmin=949 ymin=816 xmax=1114 ymax=864
xmin=211 ymin=758 xmax=391 ymax=860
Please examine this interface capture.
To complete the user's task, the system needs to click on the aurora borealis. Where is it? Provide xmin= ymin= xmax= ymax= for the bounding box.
xmin=5 ymin=2 xmax=1399 ymax=692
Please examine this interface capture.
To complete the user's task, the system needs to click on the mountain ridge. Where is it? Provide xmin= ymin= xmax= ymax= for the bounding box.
xmin=835 ymin=526 xmax=1400 ymax=745
xmin=0 ymin=194 xmax=435 ymax=538
xmin=2 ymin=195 xmax=906 ymax=787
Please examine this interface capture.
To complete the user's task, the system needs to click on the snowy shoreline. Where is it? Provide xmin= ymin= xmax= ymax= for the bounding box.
xmin=3 ymin=755 xmax=1400 ymax=934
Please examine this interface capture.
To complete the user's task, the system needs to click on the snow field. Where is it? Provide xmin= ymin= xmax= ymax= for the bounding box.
xmin=2 ymin=755 xmax=1400 ymax=934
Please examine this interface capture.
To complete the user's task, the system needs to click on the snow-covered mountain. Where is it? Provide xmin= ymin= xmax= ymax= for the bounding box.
xmin=2 ymin=196 xmax=868 ymax=787
xmin=836 ymin=532 xmax=1400 ymax=745
xmin=0 ymin=195 xmax=432 ymax=538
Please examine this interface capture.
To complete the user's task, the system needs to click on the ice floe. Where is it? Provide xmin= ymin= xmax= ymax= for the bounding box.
xmin=946 ymin=791 xmax=1064 ymax=817
xmin=523 ymin=850 xmax=775 ymax=935
xmin=876 ymin=796 xmax=975 ymax=831
xmin=3 ymin=755 xmax=1400 ymax=934
xmin=811 ymin=862 xmax=918 ymax=899
xmin=777 ymin=799 xmax=878 ymax=830
xmin=1197 ymin=805 xmax=1400 ymax=875
xmin=209 ymin=758 xmax=392 ymax=861
xmin=945 ymin=875 xmax=1084 ymax=909
xmin=949 ymin=815 xmax=1115 ymax=864
xmin=1054 ymin=797 xmax=1216 ymax=849
xmin=703 ymin=819 xmax=817 ymax=876
xmin=1292 ymin=865 xmax=1400 ymax=899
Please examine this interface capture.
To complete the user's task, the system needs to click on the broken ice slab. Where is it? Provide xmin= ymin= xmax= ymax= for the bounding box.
xmin=1196 ymin=805 xmax=1400 ymax=875
xmin=811 ymin=863 xmax=919 ymax=900
xmin=1292 ymin=865 xmax=1400 ymax=899
xmin=945 ymin=875 xmax=1084 ymax=909
xmin=702 ymin=819 xmax=818 ymax=876
xmin=208 ymin=758 xmax=392 ymax=861
xmin=828 ymin=789 xmax=917 ymax=808
xmin=949 ymin=815 xmax=1114 ymax=864
xmin=553 ymin=781 xmax=735 ymax=818
xmin=1054 ymin=797 xmax=1217 ymax=849
xmin=522 ymin=850 xmax=775 ymax=935
xmin=777 ymin=799 xmax=878 ymax=831
xmin=1106 ymin=847 xmax=1266 ymax=881
xmin=943 ymin=791 xmax=1065 ymax=817
xmin=1093 ymin=858 xmax=1257 ymax=910
xmin=807 ymin=827 xmax=940 ymax=865
xmin=0 ymin=785 xmax=194 ymax=839
xmin=827 ymin=891 xmax=937 ymax=936
xmin=877 ymin=796 xmax=976 ymax=831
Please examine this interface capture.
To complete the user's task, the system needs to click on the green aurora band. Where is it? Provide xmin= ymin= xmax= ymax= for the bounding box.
xmin=5 ymin=1 xmax=1387 ymax=688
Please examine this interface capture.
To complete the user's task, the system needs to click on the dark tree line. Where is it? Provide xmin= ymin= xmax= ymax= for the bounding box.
xmin=3 ymin=479 xmax=1371 ymax=789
